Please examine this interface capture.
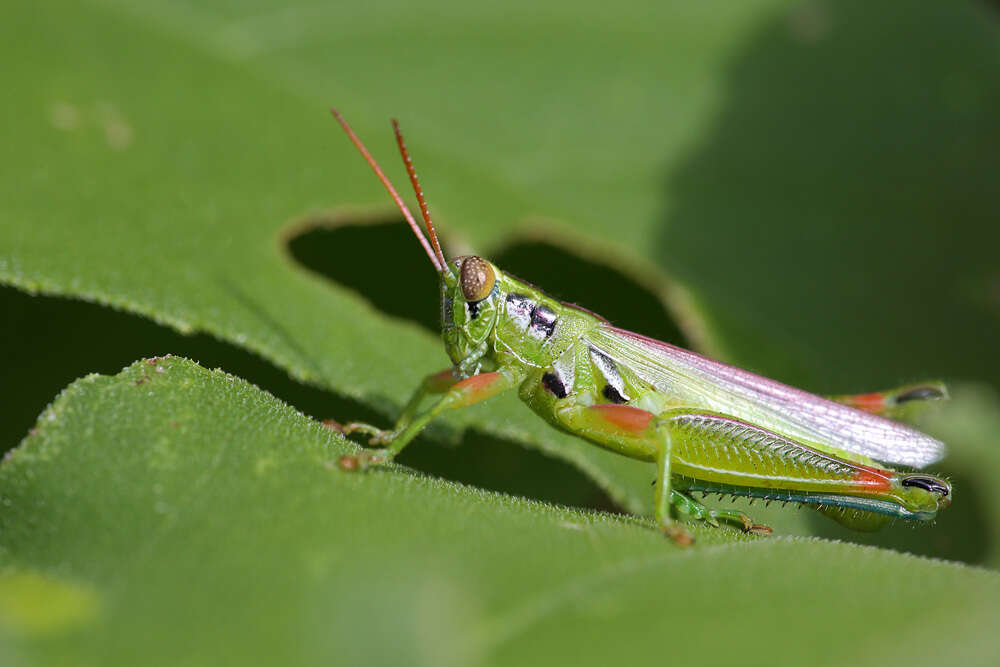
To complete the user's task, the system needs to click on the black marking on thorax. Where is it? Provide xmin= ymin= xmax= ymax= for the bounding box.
xmin=505 ymin=293 xmax=533 ymax=329
xmin=602 ymin=384 xmax=628 ymax=404
xmin=530 ymin=305 xmax=557 ymax=339
xmin=542 ymin=372 xmax=568 ymax=399
xmin=589 ymin=346 xmax=631 ymax=403
xmin=547 ymin=353 xmax=576 ymax=399
xmin=505 ymin=293 xmax=557 ymax=340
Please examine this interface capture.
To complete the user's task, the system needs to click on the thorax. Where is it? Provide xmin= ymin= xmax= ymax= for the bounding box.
xmin=490 ymin=286 xmax=598 ymax=373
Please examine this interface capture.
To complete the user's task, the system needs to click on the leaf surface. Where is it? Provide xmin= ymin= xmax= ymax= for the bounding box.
xmin=1 ymin=358 xmax=997 ymax=666
xmin=1 ymin=7 xmax=1000 ymax=662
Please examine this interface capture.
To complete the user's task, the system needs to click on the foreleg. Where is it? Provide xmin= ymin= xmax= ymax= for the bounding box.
xmin=328 ymin=368 xmax=458 ymax=443
xmin=336 ymin=368 xmax=521 ymax=470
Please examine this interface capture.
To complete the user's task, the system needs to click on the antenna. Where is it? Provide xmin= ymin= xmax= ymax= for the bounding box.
xmin=392 ymin=119 xmax=448 ymax=270
xmin=330 ymin=109 xmax=445 ymax=273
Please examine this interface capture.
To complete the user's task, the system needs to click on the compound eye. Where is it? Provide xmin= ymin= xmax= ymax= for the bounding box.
xmin=460 ymin=256 xmax=495 ymax=302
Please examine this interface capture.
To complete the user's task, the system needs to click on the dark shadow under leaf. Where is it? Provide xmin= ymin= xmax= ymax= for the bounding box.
xmin=0 ymin=285 xmax=616 ymax=514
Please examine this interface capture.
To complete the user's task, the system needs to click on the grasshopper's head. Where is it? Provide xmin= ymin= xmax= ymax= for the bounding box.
xmin=440 ymin=255 xmax=502 ymax=376
xmin=330 ymin=110 xmax=502 ymax=377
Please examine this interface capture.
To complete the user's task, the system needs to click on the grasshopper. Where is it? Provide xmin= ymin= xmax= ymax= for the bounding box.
xmin=328 ymin=110 xmax=951 ymax=544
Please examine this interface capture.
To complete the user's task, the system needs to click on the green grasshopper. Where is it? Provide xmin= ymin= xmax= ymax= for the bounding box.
xmin=328 ymin=109 xmax=951 ymax=544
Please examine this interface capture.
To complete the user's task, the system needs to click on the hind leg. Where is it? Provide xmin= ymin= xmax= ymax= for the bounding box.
xmin=553 ymin=402 xmax=768 ymax=543
xmin=549 ymin=403 xmax=775 ymax=544
xmin=670 ymin=489 xmax=771 ymax=535
xmin=829 ymin=382 xmax=946 ymax=420
xmin=545 ymin=402 xmax=687 ymax=542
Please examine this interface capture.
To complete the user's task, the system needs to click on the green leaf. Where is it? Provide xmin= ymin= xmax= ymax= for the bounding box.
xmin=2 ymin=358 xmax=998 ymax=666
xmin=3 ymin=4 xmax=1000 ymax=660
xmin=4 ymin=0 xmax=999 ymax=539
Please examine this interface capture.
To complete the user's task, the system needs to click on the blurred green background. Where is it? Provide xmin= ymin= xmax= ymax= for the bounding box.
xmin=2 ymin=0 xmax=999 ymax=665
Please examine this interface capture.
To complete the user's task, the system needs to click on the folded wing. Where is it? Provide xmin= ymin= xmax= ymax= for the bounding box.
xmin=586 ymin=326 xmax=945 ymax=468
